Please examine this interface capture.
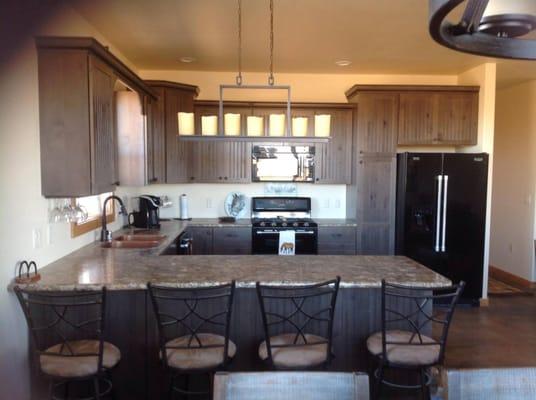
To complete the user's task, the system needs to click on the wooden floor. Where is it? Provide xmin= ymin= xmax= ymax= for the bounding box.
xmin=445 ymin=295 xmax=536 ymax=369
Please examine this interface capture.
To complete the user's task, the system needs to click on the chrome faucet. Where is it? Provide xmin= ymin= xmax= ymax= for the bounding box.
xmin=100 ymin=195 xmax=127 ymax=242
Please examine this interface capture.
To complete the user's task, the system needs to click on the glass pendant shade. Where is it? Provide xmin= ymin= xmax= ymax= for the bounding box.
xmin=224 ymin=113 xmax=241 ymax=136
xmin=201 ymin=115 xmax=218 ymax=136
xmin=292 ymin=117 xmax=308 ymax=137
xmin=483 ymin=0 xmax=535 ymax=18
xmin=177 ymin=112 xmax=195 ymax=136
xmin=269 ymin=114 xmax=286 ymax=136
xmin=314 ymin=114 xmax=331 ymax=137
xmin=247 ymin=116 xmax=264 ymax=136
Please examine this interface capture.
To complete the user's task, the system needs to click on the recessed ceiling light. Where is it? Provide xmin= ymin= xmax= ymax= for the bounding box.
xmin=335 ymin=60 xmax=352 ymax=67
xmin=180 ymin=56 xmax=196 ymax=63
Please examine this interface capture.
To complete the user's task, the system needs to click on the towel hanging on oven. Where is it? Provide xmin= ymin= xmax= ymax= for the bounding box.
xmin=278 ymin=230 xmax=295 ymax=256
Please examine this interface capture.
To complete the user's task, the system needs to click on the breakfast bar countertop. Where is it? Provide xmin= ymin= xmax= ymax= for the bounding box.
xmin=11 ymin=221 xmax=450 ymax=291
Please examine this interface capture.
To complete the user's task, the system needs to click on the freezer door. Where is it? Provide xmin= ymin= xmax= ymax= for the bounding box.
xmin=442 ymin=153 xmax=488 ymax=300
xmin=396 ymin=153 xmax=445 ymax=272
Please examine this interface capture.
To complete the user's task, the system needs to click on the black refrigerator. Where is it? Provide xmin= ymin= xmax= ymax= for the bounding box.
xmin=396 ymin=153 xmax=488 ymax=304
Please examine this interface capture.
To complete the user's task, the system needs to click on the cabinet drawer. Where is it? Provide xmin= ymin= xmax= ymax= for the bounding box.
xmin=213 ymin=227 xmax=252 ymax=255
xmin=318 ymin=227 xmax=357 ymax=255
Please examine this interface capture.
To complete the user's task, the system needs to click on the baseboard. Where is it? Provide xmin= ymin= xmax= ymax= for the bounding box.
xmin=489 ymin=265 xmax=536 ymax=290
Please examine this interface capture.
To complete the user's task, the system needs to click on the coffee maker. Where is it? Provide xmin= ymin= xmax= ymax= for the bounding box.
xmin=130 ymin=195 xmax=161 ymax=229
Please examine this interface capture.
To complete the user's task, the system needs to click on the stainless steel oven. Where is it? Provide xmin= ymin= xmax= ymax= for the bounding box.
xmin=252 ymin=145 xmax=315 ymax=182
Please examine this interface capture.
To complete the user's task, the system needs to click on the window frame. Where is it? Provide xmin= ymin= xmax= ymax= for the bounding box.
xmin=70 ymin=197 xmax=115 ymax=238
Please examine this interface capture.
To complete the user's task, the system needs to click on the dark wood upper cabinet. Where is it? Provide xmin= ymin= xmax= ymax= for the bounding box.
xmin=351 ymin=92 xmax=399 ymax=154
xmin=146 ymin=87 xmax=166 ymax=184
xmin=315 ymin=108 xmax=354 ymax=184
xmin=36 ymin=37 xmax=156 ymax=197
xmin=398 ymin=90 xmax=478 ymax=146
xmin=145 ymin=81 xmax=199 ymax=184
xmin=189 ymin=141 xmax=251 ymax=183
xmin=436 ymin=91 xmax=479 ymax=145
xmin=398 ymin=92 xmax=436 ymax=145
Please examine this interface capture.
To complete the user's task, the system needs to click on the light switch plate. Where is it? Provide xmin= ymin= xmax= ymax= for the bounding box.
xmin=32 ymin=228 xmax=42 ymax=249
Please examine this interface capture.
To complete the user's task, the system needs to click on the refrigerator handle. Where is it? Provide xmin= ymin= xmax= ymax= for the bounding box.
xmin=441 ymin=175 xmax=449 ymax=252
xmin=435 ymin=175 xmax=443 ymax=252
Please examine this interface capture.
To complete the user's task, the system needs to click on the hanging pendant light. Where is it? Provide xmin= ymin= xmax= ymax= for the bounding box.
xmin=429 ymin=0 xmax=536 ymax=60
xmin=218 ymin=0 xmax=292 ymax=137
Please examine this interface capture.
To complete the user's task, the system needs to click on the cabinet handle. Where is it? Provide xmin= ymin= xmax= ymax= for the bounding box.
xmin=219 ymin=177 xmax=223 ymax=180
xmin=224 ymin=177 xmax=228 ymax=180
xmin=190 ymin=177 xmax=195 ymax=181
xmin=113 ymin=181 xmax=120 ymax=186
xmin=315 ymin=178 xmax=320 ymax=182
xmin=149 ymin=177 xmax=158 ymax=183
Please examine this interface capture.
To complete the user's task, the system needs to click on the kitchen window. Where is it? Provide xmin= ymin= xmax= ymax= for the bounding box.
xmin=71 ymin=193 xmax=115 ymax=238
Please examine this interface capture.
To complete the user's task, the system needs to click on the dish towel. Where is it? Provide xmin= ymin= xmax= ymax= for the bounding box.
xmin=279 ymin=230 xmax=296 ymax=256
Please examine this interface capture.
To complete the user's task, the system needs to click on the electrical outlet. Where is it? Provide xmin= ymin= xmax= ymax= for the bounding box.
xmin=32 ymin=228 xmax=42 ymax=249
xmin=334 ymin=199 xmax=341 ymax=209
xmin=323 ymin=199 xmax=330 ymax=208
xmin=45 ymin=225 xmax=52 ymax=246
xmin=509 ymin=243 xmax=513 ymax=253
xmin=206 ymin=199 xmax=212 ymax=209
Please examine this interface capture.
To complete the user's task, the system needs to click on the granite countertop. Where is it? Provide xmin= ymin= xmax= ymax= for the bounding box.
xmin=184 ymin=218 xmax=357 ymax=227
xmin=10 ymin=221 xmax=450 ymax=291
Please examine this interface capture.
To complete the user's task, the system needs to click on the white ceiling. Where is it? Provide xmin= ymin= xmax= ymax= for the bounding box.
xmin=70 ymin=0 xmax=536 ymax=87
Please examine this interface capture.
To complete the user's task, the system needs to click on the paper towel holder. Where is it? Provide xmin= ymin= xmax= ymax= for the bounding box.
xmin=177 ymin=194 xmax=192 ymax=221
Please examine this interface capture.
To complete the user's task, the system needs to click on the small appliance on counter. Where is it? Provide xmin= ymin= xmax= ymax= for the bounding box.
xmin=129 ymin=195 xmax=162 ymax=229
xmin=251 ymin=197 xmax=318 ymax=255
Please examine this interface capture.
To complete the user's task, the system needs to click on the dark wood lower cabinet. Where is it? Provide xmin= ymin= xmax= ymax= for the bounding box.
xmin=29 ymin=288 xmax=431 ymax=399
xmin=187 ymin=226 xmax=252 ymax=255
xmin=318 ymin=227 xmax=357 ymax=255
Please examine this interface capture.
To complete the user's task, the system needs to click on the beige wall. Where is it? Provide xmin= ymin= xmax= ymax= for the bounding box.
xmin=457 ymin=63 xmax=497 ymax=298
xmin=0 ymin=2 xmax=133 ymax=398
xmin=490 ymin=81 xmax=536 ymax=282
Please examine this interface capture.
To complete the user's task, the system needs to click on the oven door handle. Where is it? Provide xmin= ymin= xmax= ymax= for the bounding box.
xmin=254 ymin=230 xmax=316 ymax=235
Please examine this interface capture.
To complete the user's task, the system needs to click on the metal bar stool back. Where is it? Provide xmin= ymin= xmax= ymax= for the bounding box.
xmin=255 ymin=277 xmax=341 ymax=370
xmin=14 ymin=287 xmax=119 ymax=400
xmin=367 ymin=280 xmax=465 ymax=399
xmin=147 ymin=281 xmax=236 ymax=398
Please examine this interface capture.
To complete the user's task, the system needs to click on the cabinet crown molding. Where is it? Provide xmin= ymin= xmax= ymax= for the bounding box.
xmin=35 ymin=36 xmax=158 ymax=100
xmin=145 ymin=80 xmax=200 ymax=97
xmin=345 ymin=84 xmax=480 ymax=99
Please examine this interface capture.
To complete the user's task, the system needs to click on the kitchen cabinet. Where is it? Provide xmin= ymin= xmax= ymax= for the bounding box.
xmin=36 ymin=37 xmax=156 ymax=197
xmin=354 ymin=155 xmax=396 ymax=255
xmin=398 ymin=90 xmax=478 ymax=145
xmin=146 ymin=87 xmax=166 ymax=184
xmin=318 ymin=226 xmax=357 ymax=255
xmin=188 ymin=227 xmax=213 ymax=255
xmin=186 ymin=226 xmax=251 ymax=255
xmin=189 ymin=141 xmax=251 ymax=183
xmin=315 ymin=108 xmax=354 ymax=184
xmin=213 ymin=227 xmax=252 ymax=255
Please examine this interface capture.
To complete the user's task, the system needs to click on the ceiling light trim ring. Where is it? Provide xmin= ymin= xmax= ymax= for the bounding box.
xmin=429 ymin=0 xmax=536 ymax=60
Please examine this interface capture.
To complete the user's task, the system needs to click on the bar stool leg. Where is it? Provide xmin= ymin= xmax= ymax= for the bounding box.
xmin=420 ymin=369 xmax=429 ymax=400
xmin=63 ymin=381 xmax=70 ymax=400
xmin=167 ymin=372 xmax=175 ymax=400
xmin=93 ymin=377 xmax=101 ymax=400
xmin=374 ymin=364 xmax=384 ymax=400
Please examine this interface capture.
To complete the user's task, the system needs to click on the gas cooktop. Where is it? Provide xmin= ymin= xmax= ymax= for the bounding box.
xmin=252 ymin=217 xmax=317 ymax=228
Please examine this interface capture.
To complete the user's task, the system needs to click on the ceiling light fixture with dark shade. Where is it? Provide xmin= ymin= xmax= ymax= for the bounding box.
xmin=429 ymin=0 xmax=536 ymax=60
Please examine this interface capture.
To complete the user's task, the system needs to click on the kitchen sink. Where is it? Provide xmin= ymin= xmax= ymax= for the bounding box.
xmin=101 ymin=233 xmax=166 ymax=249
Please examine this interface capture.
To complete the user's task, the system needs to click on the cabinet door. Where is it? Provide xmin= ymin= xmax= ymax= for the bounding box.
xmin=355 ymin=155 xmax=396 ymax=255
xmin=147 ymin=87 xmax=166 ymax=183
xmin=436 ymin=91 xmax=478 ymax=145
xmin=315 ymin=108 xmax=353 ymax=184
xmin=189 ymin=141 xmax=224 ymax=183
xmin=213 ymin=227 xmax=252 ymax=255
xmin=224 ymin=141 xmax=251 ymax=183
xmin=165 ymin=88 xmax=191 ymax=183
xmin=355 ymin=93 xmax=398 ymax=154
xmin=89 ymin=55 xmax=117 ymax=194
xmin=189 ymin=227 xmax=213 ymax=255
xmin=398 ymin=92 xmax=437 ymax=145
xmin=318 ymin=227 xmax=357 ymax=255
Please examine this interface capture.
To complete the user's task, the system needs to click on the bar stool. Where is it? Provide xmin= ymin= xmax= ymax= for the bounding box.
xmin=14 ymin=287 xmax=120 ymax=400
xmin=366 ymin=280 xmax=465 ymax=400
xmin=255 ymin=277 xmax=340 ymax=370
xmin=147 ymin=281 xmax=236 ymax=399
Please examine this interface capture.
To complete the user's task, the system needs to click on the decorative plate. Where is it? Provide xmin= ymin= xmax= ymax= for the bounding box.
xmin=224 ymin=192 xmax=247 ymax=218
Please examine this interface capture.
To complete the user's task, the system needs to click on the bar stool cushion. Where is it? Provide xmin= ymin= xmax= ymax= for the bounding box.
xmin=40 ymin=340 xmax=121 ymax=378
xmin=366 ymin=329 xmax=440 ymax=366
xmin=258 ymin=333 xmax=328 ymax=368
xmin=163 ymin=333 xmax=236 ymax=370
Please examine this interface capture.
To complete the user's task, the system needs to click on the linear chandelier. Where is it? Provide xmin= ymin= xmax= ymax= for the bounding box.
xmin=429 ymin=0 xmax=536 ymax=60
